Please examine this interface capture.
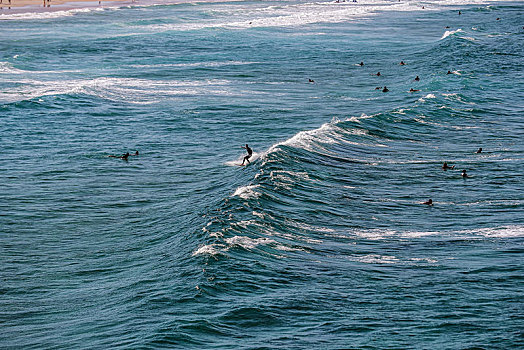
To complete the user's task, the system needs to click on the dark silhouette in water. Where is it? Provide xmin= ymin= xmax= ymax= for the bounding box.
xmin=382 ymin=86 xmax=389 ymax=92
xmin=409 ymin=88 xmax=420 ymax=92
xmin=476 ymin=147 xmax=482 ymax=154
xmin=399 ymin=61 xmax=406 ymax=65
xmin=309 ymin=78 xmax=315 ymax=83
xmin=359 ymin=61 xmax=364 ymax=66
xmin=422 ymin=199 xmax=433 ymax=205
xmin=442 ymin=162 xmax=454 ymax=170
xmin=109 ymin=152 xmax=130 ymax=161
xmin=241 ymin=144 xmax=253 ymax=165
xmin=462 ymin=169 xmax=469 ymax=178
xmin=375 ymin=72 xmax=381 ymax=76
xmin=414 ymin=75 xmax=420 ymax=81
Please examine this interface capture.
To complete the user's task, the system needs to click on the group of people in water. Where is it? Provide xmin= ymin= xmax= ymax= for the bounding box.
xmin=360 ymin=60 xmax=425 ymax=93
xmin=423 ymin=148 xmax=482 ymax=205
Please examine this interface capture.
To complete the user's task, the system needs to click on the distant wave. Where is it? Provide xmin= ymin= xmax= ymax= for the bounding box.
xmin=0 ymin=7 xmax=106 ymax=20
xmin=0 ymin=76 xmax=235 ymax=104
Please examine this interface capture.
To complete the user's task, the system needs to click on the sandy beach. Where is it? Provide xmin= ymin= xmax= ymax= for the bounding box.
xmin=0 ymin=0 xmax=129 ymax=12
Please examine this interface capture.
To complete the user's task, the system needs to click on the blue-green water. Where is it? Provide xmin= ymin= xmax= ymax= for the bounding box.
xmin=1 ymin=0 xmax=523 ymax=348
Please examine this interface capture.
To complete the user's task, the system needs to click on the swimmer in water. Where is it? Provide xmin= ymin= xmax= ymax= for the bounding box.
xmin=442 ymin=162 xmax=455 ymax=170
xmin=409 ymin=88 xmax=420 ymax=92
xmin=447 ymin=70 xmax=452 ymax=74
xmin=132 ymin=150 xmax=139 ymax=156
xmin=399 ymin=61 xmax=406 ymax=65
xmin=359 ymin=61 xmax=364 ymax=66
xmin=241 ymin=144 xmax=253 ymax=165
xmin=375 ymin=72 xmax=381 ymax=76
xmin=422 ymin=199 xmax=433 ymax=206
xmin=461 ymin=169 xmax=469 ymax=178
xmin=109 ymin=152 xmax=130 ymax=160
xmin=476 ymin=147 xmax=482 ymax=154
xmin=309 ymin=78 xmax=315 ymax=83
xmin=382 ymin=86 xmax=389 ymax=92
xmin=375 ymin=87 xmax=382 ymax=90
xmin=414 ymin=75 xmax=420 ymax=81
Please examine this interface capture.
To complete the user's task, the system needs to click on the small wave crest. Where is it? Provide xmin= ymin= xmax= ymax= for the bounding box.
xmin=440 ymin=28 xmax=463 ymax=40
xmin=418 ymin=93 xmax=436 ymax=102
xmin=232 ymin=185 xmax=261 ymax=200
xmin=0 ymin=61 xmax=24 ymax=74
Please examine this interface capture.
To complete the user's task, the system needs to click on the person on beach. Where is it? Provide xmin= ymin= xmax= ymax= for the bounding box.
xmin=442 ymin=162 xmax=454 ymax=170
xmin=461 ymin=170 xmax=469 ymax=178
xmin=476 ymin=147 xmax=482 ymax=153
xmin=382 ymin=86 xmax=389 ymax=92
xmin=241 ymin=144 xmax=253 ymax=165
xmin=422 ymin=199 xmax=433 ymax=206
xmin=414 ymin=75 xmax=420 ymax=81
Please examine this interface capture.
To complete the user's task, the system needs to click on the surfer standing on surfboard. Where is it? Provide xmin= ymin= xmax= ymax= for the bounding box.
xmin=241 ymin=144 xmax=253 ymax=165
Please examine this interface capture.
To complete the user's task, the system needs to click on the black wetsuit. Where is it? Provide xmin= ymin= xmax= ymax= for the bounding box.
xmin=243 ymin=145 xmax=253 ymax=165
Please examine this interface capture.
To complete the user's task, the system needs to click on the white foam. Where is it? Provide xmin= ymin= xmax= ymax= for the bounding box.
xmin=352 ymin=225 xmax=524 ymax=240
xmin=252 ymin=211 xmax=265 ymax=219
xmin=354 ymin=254 xmax=399 ymax=264
xmin=0 ymin=7 xmax=105 ymax=21
xmin=418 ymin=93 xmax=436 ymax=102
xmin=0 ymin=76 xmax=233 ymax=104
xmin=192 ymin=244 xmax=222 ymax=256
xmin=225 ymin=236 xmax=275 ymax=250
xmin=232 ymin=185 xmax=260 ymax=199
xmin=0 ymin=61 xmax=25 ymax=74
xmin=225 ymin=151 xmax=262 ymax=167
xmin=459 ymin=225 xmax=524 ymax=238
xmin=136 ymin=0 xmax=430 ymax=33
xmin=441 ymin=28 xmax=463 ymax=40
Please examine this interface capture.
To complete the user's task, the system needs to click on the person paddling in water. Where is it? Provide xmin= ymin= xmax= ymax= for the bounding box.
xmin=109 ymin=152 xmax=130 ymax=160
xmin=241 ymin=144 xmax=253 ymax=165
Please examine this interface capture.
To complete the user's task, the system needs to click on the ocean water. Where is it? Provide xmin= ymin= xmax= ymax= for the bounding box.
xmin=1 ymin=0 xmax=523 ymax=348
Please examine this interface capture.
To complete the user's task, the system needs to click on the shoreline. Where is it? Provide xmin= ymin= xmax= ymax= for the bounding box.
xmin=0 ymin=0 xmax=226 ymax=15
xmin=0 ymin=0 xmax=128 ymax=14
